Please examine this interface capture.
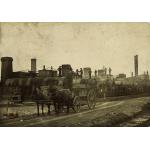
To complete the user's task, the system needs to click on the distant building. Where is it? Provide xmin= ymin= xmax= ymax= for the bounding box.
xmin=1 ymin=57 xmax=38 ymax=84
xmin=98 ymin=69 xmax=105 ymax=76
xmin=117 ymin=73 xmax=126 ymax=79
xmin=115 ymin=74 xmax=127 ymax=85
xmin=137 ymin=74 xmax=149 ymax=81
xmin=83 ymin=67 xmax=91 ymax=78
xmin=39 ymin=65 xmax=57 ymax=77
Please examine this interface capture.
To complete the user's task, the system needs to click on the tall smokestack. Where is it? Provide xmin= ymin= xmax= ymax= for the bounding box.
xmin=1 ymin=57 xmax=13 ymax=83
xmin=134 ymin=55 xmax=138 ymax=76
xmin=31 ymin=58 xmax=36 ymax=73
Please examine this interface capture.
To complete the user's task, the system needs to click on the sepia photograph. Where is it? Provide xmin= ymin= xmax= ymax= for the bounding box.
xmin=1 ymin=22 xmax=150 ymax=127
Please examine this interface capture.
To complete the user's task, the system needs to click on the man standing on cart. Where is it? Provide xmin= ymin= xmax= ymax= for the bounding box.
xmin=58 ymin=66 xmax=62 ymax=77
xmin=80 ymin=68 xmax=83 ymax=78
xmin=89 ymin=69 xmax=92 ymax=79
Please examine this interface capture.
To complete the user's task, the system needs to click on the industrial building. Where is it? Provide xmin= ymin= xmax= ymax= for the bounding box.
xmin=0 ymin=54 xmax=150 ymax=101
xmin=0 ymin=57 xmax=59 ymax=100
xmin=115 ymin=55 xmax=149 ymax=85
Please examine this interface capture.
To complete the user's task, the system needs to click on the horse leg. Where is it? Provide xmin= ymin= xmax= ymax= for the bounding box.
xmin=60 ymin=103 xmax=64 ymax=113
xmin=48 ymin=104 xmax=51 ymax=115
xmin=72 ymin=106 xmax=76 ymax=112
xmin=53 ymin=102 xmax=56 ymax=112
xmin=41 ymin=103 xmax=44 ymax=115
xmin=37 ymin=102 xmax=40 ymax=116
xmin=71 ymin=100 xmax=76 ymax=112
xmin=67 ymin=105 xmax=70 ymax=113
xmin=57 ymin=104 xmax=61 ymax=114
xmin=54 ymin=102 xmax=59 ymax=114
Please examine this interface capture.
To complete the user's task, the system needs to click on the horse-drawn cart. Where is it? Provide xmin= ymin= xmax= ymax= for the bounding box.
xmin=33 ymin=77 xmax=97 ymax=115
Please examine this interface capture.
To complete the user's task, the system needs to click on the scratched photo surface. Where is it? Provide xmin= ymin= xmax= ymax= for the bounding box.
xmin=0 ymin=22 xmax=150 ymax=127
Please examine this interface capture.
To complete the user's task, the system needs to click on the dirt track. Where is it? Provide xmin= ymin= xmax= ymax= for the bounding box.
xmin=1 ymin=96 xmax=150 ymax=127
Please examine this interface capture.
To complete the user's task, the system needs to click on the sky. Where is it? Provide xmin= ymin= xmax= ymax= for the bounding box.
xmin=0 ymin=22 xmax=150 ymax=77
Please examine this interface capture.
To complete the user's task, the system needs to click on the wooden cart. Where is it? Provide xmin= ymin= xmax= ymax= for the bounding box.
xmin=72 ymin=80 xmax=97 ymax=112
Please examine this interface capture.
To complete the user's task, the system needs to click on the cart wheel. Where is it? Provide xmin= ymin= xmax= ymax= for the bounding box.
xmin=73 ymin=96 xmax=81 ymax=112
xmin=87 ymin=89 xmax=96 ymax=109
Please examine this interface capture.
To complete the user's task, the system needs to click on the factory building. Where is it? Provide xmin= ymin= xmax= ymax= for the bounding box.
xmin=0 ymin=57 xmax=73 ymax=100
xmin=1 ymin=57 xmax=37 ymax=84
xmin=0 ymin=57 xmax=46 ymax=99
xmin=0 ymin=54 xmax=150 ymax=101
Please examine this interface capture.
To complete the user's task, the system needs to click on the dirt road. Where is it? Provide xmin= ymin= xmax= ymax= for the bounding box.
xmin=1 ymin=96 xmax=150 ymax=127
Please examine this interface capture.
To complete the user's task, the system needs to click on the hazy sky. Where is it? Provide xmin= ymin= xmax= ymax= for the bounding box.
xmin=0 ymin=22 xmax=150 ymax=77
